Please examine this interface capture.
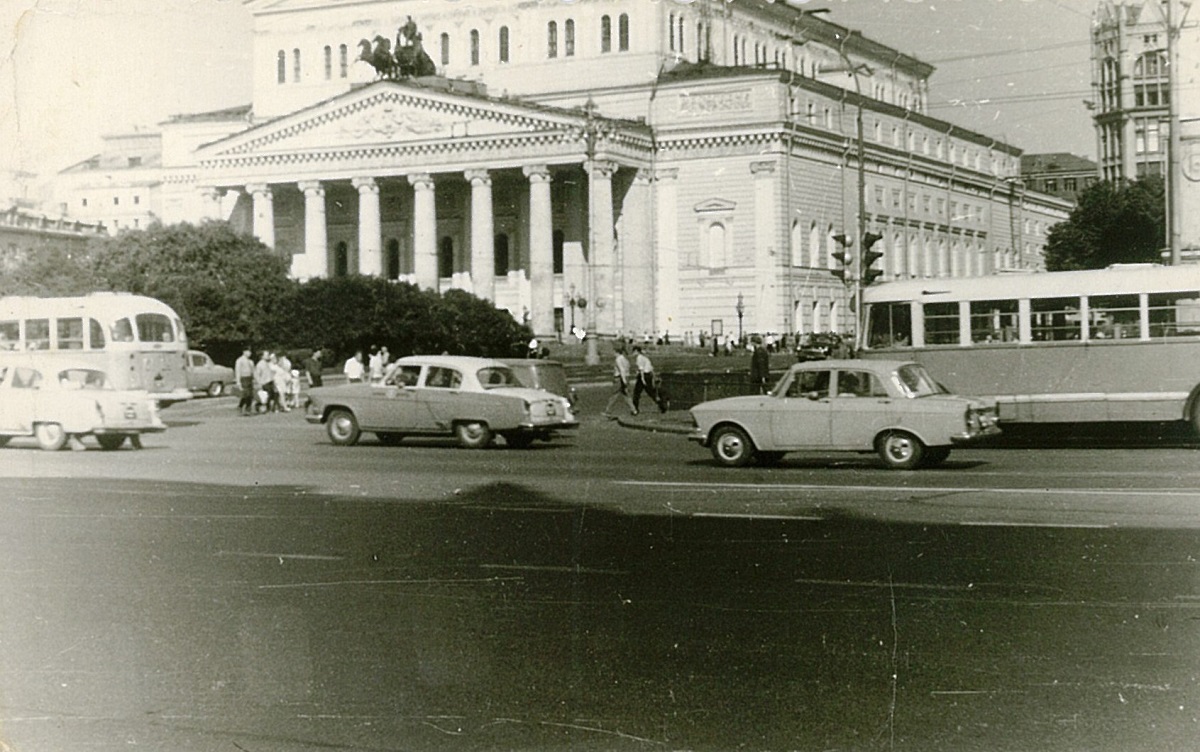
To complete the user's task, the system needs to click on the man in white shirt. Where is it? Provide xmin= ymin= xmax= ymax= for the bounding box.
xmin=631 ymin=345 xmax=666 ymax=414
xmin=343 ymin=350 xmax=365 ymax=383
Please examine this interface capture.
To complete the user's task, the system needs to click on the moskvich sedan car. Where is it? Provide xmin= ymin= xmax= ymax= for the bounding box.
xmin=689 ymin=359 xmax=999 ymax=469
xmin=0 ymin=358 xmax=166 ymax=450
xmin=305 ymin=355 xmax=578 ymax=449
xmin=185 ymin=350 xmax=234 ymax=397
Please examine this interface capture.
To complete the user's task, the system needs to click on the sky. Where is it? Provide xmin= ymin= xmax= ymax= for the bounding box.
xmin=0 ymin=0 xmax=1098 ymax=181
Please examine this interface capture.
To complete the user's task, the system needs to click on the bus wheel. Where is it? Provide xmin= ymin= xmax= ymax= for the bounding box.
xmin=97 ymin=434 xmax=128 ymax=451
xmin=877 ymin=430 xmax=924 ymax=470
xmin=207 ymin=382 xmax=225 ymax=398
xmin=327 ymin=409 xmax=361 ymax=446
xmin=34 ymin=423 xmax=68 ymax=451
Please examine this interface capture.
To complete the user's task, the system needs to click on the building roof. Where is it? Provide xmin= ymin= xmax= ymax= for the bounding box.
xmin=1021 ymin=152 xmax=1098 ymax=174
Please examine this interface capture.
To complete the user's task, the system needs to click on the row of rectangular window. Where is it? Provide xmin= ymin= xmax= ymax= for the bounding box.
xmin=0 ymin=313 xmax=176 ymax=352
xmin=81 ymin=195 xmax=141 ymax=208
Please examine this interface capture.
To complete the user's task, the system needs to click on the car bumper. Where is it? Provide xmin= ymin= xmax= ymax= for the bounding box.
xmin=517 ymin=420 xmax=579 ymax=432
xmin=687 ymin=428 xmax=707 ymax=446
xmin=949 ymin=425 xmax=1002 ymax=444
xmin=95 ymin=424 xmax=167 ymax=435
xmin=154 ymin=389 xmax=194 ymax=406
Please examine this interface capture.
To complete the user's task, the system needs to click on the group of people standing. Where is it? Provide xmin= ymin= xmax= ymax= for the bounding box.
xmin=234 ymin=348 xmax=302 ymax=416
xmin=342 ymin=345 xmax=392 ymax=384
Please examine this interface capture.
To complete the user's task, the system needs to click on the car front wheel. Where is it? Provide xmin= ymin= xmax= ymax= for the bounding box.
xmin=207 ymin=382 xmax=225 ymax=398
xmin=35 ymin=423 xmax=68 ymax=451
xmin=327 ymin=409 xmax=361 ymax=446
xmin=877 ymin=430 xmax=925 ymax=470
xmin=710 ymin=425 xmax=755 ymax=467
xmin=455 ymin=421 xmax=493 ymax=449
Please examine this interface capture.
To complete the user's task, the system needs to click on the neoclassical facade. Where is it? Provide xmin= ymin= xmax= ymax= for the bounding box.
xmin=141 ymin=0 xmax=1071 ymax=340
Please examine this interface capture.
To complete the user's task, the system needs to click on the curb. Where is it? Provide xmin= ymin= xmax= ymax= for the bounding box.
xmin=613 ymin=413 xmax=693 ymax=435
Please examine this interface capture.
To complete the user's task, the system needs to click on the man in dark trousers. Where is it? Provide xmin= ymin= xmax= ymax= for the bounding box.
xmin=304 ymin=348 xmax=324 ymax=388
xmin=749 ymin=337 xmax=770 ymax=393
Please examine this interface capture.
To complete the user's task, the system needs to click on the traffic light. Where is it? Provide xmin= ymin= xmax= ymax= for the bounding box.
xmin=860 ymin=231 xmax=884 ymax=286
xmin=831 ymin=233 xmax=852 ymax=281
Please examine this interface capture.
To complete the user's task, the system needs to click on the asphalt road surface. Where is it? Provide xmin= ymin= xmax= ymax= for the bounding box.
xmin=1 ymin=391 xmax=1198 ymax=751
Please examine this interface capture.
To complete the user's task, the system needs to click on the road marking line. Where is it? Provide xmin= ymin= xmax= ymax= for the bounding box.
xmin=690 ymin=512 xmax=824 ymax=521
xmin=616 ymin=480 xmax=1200 ymax=498
xmin=215 ymin=551 xmax=344 ymax=561
xmin=959 ymin=521 xmax=1112 ymax=529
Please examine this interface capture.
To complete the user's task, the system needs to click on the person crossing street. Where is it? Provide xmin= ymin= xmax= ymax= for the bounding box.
xmin=631 ymin=345 xmax=666 ymax=415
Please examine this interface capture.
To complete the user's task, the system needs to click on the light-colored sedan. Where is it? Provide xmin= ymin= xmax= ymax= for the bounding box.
xmin=305 ymin=354 xmax=578 ymax=449
xmin=186 ymin=350 xmax=235 ymax=397
xmin=0 ymin=358 xmax=166 ymax=450
xmin=688 ymin=359 xmax=999 ymax=469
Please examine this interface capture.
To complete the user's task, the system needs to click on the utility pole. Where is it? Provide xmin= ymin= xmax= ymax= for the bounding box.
xmin=1167 ymin=0 xmax=1183 ymax=264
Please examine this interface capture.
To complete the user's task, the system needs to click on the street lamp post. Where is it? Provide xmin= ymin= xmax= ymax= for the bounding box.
xmin=736 ymin=292 xmax=745 ymax=344
xmin=830 ymin=33 xmax=872 ymax=348
xmin=575 ymin=97 xmax=614 ymax=366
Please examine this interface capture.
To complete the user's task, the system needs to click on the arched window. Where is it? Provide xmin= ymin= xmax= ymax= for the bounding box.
xmin=668 ymin=13 xmax=675 ymax=51
xmin=601 ymin=15 xmax=612 ymax=53
xmin=339 ymin=44 xmax=348 ymax=77
xmin=470 ymin=29 xmax=480 ymax=65
xmin=565 ymin=19 xmax=575 ymax=57
xmin=808 ymin=222 xmax=820 ymax=268
xmin=499 ymin=26 xmax=510 ymax=63
xmin=811 ymin=301 xmax=824 ymax=333
xmin=494 ymin=234 xmax=510 ymax=276
xmin=548 ymin=21 xmax=558 ymax=58
xmin=439 ymin=237 xmax=454 ymax=278
xmin=696 ymin=23 xmax=703 ymax=60
xmin=324 ymin=46 xmax=332 ymax=79
xmin=619 ymin=14 xmax=629 ymax=51
xmin=790 ymin=219 xmax=803 ymax=267
xmin=706 ymin=222 xmax=727 ymax=269
xmin=676 ymin=16 xmax=685 ymax=55
xmin=276 ymin=51 xmax=286 ymax=84
xmin=386 ymin=239 xmax=401 ymax=280
xmin=440 ymin=33 xmax=450 ymax=65
xmin=334 ymin=241 xmax=348 ymax=277
xmin=292 ymin=48 xmax=301 ymax=82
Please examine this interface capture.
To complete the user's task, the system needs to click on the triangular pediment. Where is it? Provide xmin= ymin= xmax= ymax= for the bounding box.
xmin=197 ymin=81 xmax=582 ymax=161
xmin=694 ymin=198 xmax=737 ymax=214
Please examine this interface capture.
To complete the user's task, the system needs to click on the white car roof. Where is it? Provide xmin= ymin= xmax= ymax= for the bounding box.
xmin=392 ymin=355 xmax=508 ymax=370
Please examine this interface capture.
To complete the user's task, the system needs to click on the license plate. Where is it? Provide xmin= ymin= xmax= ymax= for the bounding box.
xmin=123 ymin=404 xmax=138 ymax=420
xmin=546 ymin=403 xmax=557 ymax=416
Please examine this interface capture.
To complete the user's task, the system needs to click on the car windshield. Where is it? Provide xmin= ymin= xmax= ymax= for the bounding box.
xmin=477 ymin=366 xmax=518 ymax=388
xmin=893 ymin=364 xmax=948 ymax=398
xmin=57 ymin=368 xmax=111 ymax=390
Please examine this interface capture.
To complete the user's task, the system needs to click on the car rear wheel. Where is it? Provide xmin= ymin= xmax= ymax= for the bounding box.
xmin=877 ymin=430 xmax=925 ymax=470
xmin=327 ymin=409 xmax=361 ymax=446
xmin=922 ymin=445 xmax=951 ymax=467
xmin=455 ymin=421 xmax=493 ymax=449
xmin=96 ymin=434 xmax=128 ymax=451
xmin=710 ymin=425 xmax=755 ymax=467
xmin=34 ymin=423 xmax=68 ymax=451
xmin=207 ymin=381 xmax=225 ymax=398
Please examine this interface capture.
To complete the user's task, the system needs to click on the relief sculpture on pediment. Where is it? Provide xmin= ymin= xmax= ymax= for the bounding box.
xmin=342 ymin=103 xmax=448 ymax=141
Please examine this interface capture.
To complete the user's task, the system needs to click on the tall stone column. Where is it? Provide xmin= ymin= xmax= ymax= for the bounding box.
xmin=751 ymin=161 xmax=778 ymax=334
xmin=654 ymin=168 xmax=680 ymax=338
xmin=298 ymin=180 xmax=327 ymax=279
xmin=466 ymin=169 xmax=495 ymax=301
xmin=408 ymin=173 xmax=438 ymax=290
xmin=621 ymin=169 xmax=655 ymax=338
xmin=247 ymin=183 xmax=275 ymax=248
xmin=524 ymin=165 xmax=554 ymax=337
xmin=353 ymin=177 xmax=382 ymax=277
xmin=587 ymin=160 xmax=617 ymax=338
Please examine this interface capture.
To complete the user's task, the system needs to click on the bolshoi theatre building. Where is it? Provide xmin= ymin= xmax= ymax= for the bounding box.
xmin=61 ymin=0 xmax=1071 ymax=342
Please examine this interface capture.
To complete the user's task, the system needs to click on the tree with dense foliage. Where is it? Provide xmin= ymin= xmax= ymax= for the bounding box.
xmin=1043 ymin=176 xmax=1165 ymax=271
xmin=86 ymin=221 xmax=294 ymax=349
xmin=0 ymin=245 xmax=101 ymax=296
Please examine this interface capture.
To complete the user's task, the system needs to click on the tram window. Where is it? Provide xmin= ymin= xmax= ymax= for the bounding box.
xmin=969 ymin=299 xmax=1019 ymax=343
xmin=57 ymin=317 xmax=84 ymax=349
xmin=1089 ymin=294 xmax=1140 ymax=339
xmin=0 ymin=320 xmax=17 ymax=350
xmin=866 ymin=302 xmax=912 ymax=348
xmin=89 ymin=318 xmax=106 ymax=349
xmin=136 ymin=313 xmax=174 ymax=343
xmin=923 ymin=302 xmax=959 ymax=345
xmin=1030 ymin=297 xmax=1081 ymax=341
xmin=112 ymin=318 xmax=135 ymax=342
xmin=25 ymin=319 xmax=50 ymax=351
xmin=1148 ymin=291 xmax=1200 ymax=338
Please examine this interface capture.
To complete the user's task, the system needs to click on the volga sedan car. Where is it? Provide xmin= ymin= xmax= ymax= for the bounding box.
xmin=689 ymin=359 xmax=999 ymax=469
xmin=0 ymin=358 xmax=166 ymax=450
xmin=305 ymin=355 xmax=578 ymax=449
xmin=186 ymin=350 xmax=235 ymax=397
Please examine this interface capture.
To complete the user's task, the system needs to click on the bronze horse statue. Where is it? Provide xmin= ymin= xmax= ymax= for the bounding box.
xmin=358 ymin=17 xmax=436 ymax=80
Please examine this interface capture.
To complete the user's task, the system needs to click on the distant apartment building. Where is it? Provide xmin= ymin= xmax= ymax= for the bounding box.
xmin=1020 ymin=153 xmax=1099 ymax=204
xmin=55 ymin=130 xmax=163 ymax=235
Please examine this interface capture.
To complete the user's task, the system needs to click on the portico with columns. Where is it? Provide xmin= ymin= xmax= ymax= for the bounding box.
xmin=194 ymin=80 xmax=657 ymax=339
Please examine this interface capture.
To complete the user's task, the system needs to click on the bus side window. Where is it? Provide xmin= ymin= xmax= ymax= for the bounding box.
xmin=1149 ymin=292 xmax=1200 ymax=338
xmin=88 ymin=318 xmax=106 ymax=349
xmin=0 ymin=320 xmax=17 ymax=350
xmin=25 ymin=319 xmax=49 ymax=351
xmin=112 ymin=318 xmax=135 ymax=342
xmin=923 ymin=303 xmax=959 ymax=345
xmin=57 ymin=317 xmax=84 ymax=350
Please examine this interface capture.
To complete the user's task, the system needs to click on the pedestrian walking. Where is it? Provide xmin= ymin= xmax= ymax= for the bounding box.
xmin=749 ymin=337 xmax=770 ymax=392
xmin=343 ymin=350 xmax=365 ymax=383
xmin=631 ymin=345 xmax=666 ymax=415
xmin=304 ymin=349 xmax=323 ymax=388
xmin=602 ymin=346 xmax=636 ymax=419
xmin=235 ymin=347 xmax=255 ymax=415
